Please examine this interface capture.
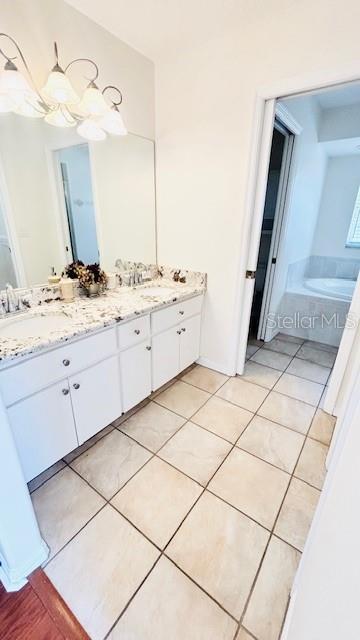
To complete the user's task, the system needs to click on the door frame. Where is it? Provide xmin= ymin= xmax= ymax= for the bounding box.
xmin=234 ymin=64 xmax=360 ymax=418
xmin=257 ymin=118 xmax=296 ymax=341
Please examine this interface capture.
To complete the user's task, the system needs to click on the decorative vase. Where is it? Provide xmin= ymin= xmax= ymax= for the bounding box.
xmin=87 ymin=283 xmax=100 ymax=297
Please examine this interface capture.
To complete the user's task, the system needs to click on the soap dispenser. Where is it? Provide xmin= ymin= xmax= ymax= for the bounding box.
xmin=48 ymin=267 xmax=61 ymax=285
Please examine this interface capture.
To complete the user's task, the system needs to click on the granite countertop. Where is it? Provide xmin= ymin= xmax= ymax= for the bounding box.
xmin=0 ymin=279 xmax=205 ymax=365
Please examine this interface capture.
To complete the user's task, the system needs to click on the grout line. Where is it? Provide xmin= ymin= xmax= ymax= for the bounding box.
xmin=34 ymin=338 xmax=334 ymax=638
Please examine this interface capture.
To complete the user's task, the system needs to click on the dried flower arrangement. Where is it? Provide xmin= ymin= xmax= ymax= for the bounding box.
xmin=63 ymin=261 xmax=108 ymax=296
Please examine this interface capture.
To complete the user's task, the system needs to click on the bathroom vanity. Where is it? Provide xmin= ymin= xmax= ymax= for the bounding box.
xmin=0 ymin=283 xmax=204 ymax=483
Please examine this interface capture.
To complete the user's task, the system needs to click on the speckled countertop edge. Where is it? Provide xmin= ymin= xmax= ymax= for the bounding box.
xmin=0 ymin=280 xmax=205 ymax=366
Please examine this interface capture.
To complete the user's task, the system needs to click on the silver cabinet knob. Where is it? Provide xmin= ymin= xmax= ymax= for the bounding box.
xmin=181 ymin=327 xmax=186 ymax=332
xmin=179 ymin=310 xmax=184 ymax=315
xmin=134 ymin=329 xmax=140 ymax=335
xmin=63 ymin=358 xmax=70 ymax=367
xmin=177 ymin=329 xmax=182 ymax=335
xmin=62 ymin=388 xmax=69 ymax=395
xmin=146 ymin=345 xmax=151 ymax=351
xmin=73 ymin=383 xmax=80 ymax=390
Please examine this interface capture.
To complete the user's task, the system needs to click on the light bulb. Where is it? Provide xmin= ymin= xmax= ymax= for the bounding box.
xmin=77 ymin=118 xmax=106 ymax=141
xmin=78 ymin=83 xmax=108 ymax=117
xmin=41 ymin=65 xmax=79 ymax=105
xmin=98 ymin=104 xmax=127 ymax=135
xmin=44 ymin=105 xmax=76 ymax=127
xmin=0 ymin=60 xmax=37 ymax=109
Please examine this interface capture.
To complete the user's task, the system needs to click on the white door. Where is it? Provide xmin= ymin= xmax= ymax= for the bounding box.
xmin=70 ymin=356 xmax=122 ymax=444
xmin=179 ymin=315 xmax=201 ymax=371
xmin=120 ymin=342 xmax=152 ymax=412
xmin=152 ymin=326 xmax=181 ymax=391
xmin=8 ymin=381 xmax=77 ymax=482
xmin=258 ymin=121 xmax=295 ymax=340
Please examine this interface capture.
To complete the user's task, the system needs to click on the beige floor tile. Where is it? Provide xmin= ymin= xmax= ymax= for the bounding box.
xmin=108 ymin=556 xmax=237 ymax=640
xmin=167 ymin=492 xmax=269 ymax=619
xmin=32 ymin=467 xmax=105 ymax=561
xmin=258 ymin=391 xmax=315 ymax=435
xmin=159 ymin=422 xmax=231 ymax=485
xmin=275 ymin=477 xmax=320 ymax=551
xmin=70 ymin=430 xmax=151 ymax=499
xmin=236 ymin=629 xmax=254 ymax=640
xmin=28 ymin=460 xmax=66 ymax=493
xmin=45 ymin=506 xmax=159 ymax=640
xmin=248 ymin=338 xmax=263 ymax=347
xmin=119 ymin=401 xmax=185 ymax=452
xmin=150 ymin=378 xmax=176 ymax=399
xmin=250 ymin=348 xmax=292 ymax=372
xmin=246 ymin=344 xmax=260 ymax=359
xmin=277 ymin=333 xmax=304 ymax=345
xmin=263 ymin=338 xmax=300 ymax=356
xmin=112 ymin=457 xmax=202 ymax=548
xmin=243 ymin=536 xmax=300 ymax=640
xmin=296 ymin=345 xmax=336 ymax=368
xmin=237 ymin=415 xmax=304 ymax=473
xmin=273 ymin=373 xmax=324 ymax=407
xmin=155 ymin=380 xmax=210 ymax=419
xmin=241 ymin=361 xmax=282 ymax=389
xmin=303 ymin=339 xmax=338 ymax=353
xmin=286 ymin=357 xmax=331 ymax=385
xmin=216 ymin=378 xmax=268 ymax=413
xmin=295 ymin=438 xmax=328 ymax=489
xmin=181 ymin=364 xmax=228 ymax=393
xmin=192 ymin=396 xmax=253 ymax=443
xmin=208 ymin=449 xmax=289 ymax=529
xmin=112 ymin=398 xmax=150 ymax=427
xmin=63 ymin=424 xmax=114 ymax=464
xmin=309 ymin=408 xmax=336 ymax=445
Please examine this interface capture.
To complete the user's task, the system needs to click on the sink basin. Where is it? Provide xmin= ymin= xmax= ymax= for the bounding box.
xmin=0 ymin=313 xmax=73 ymax=339
xmin=139 ymin=286 xmax=177 ymax=297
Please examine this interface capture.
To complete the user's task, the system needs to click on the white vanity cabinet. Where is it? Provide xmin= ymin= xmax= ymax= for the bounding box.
xmin=69 ymin=355 xmax=122 ymax=444
xmin=0 ymin=292 xmax=203 ymax=483
xmin=151 ymin=296 xmax=203 ymax=390
xmin=7 ymin=381 xmax=77 ymax=482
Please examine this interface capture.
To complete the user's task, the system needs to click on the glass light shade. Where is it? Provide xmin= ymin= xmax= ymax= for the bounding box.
xmin=78 ymin=85 xmax=109 ymax=117
xmin=77 ymin=118 xmax=106 ymax=141
xmin=0 ymin=92 xmax=14 ymax=112
xmin=14 ymin=100 xmax=45 ymax=118
xmin=98 ymin=105 xmax=127 ymax=135
xmin=44 ymin=105 xmax=76 ymax=127
xmin=41 ymin=69 xmax=79 ymax=105
xmin=0 ymin=67 xmax=36 ymax=108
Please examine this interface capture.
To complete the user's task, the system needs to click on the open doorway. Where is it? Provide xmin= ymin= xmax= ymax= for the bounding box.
xmin=54 ymin=144 xmax=99 ymax=265
xmin=240 ymin=81 xmax=360 ymax=418
xmin=249 ymin=121 xmax=294 ymax=340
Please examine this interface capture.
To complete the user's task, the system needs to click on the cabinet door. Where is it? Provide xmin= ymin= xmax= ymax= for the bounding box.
xmin=70 ymin=356 xmax=122 ymax=445
xmin=120 ymin=342 xmax=152 ymax=412
xmin=152 ymin=326 xmax=181 ymax=391
xmin=179 ymin=314 xmax=201 ymax=372
xmin=8 ymin=381 xmax=77 ymax=482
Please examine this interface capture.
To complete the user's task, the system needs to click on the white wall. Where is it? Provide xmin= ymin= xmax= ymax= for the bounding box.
xmin=312 ymin=155 xmax=360 ymax=259
xmin=155 ymin=0 xmax=360 ymax=373
xmin=0 ymin=0 xmax=154 ymax=285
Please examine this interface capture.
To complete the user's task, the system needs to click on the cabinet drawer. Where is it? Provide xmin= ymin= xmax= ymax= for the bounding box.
xmin=0 ymin=327 xmax=117 ymax=406
xmin=118 ymin=315 xmax=150 ymax=350
xmin=151 ymin=295 xmax=203 ymax=334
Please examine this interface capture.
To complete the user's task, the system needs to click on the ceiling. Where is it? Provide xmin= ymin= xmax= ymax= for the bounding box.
xmin=65 ymin=0 xmax=253 ymax=61
xmin=314 ymin=82 xmax=360 ymax=110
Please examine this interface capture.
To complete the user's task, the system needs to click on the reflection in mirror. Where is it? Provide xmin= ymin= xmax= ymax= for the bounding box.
xmin=0 ymin=114 xmax=156 ymax=287
xmin=0 ymin=196 xmax=17 ymax=289
xmin=55 ymin=144 xmax=99 ymax=264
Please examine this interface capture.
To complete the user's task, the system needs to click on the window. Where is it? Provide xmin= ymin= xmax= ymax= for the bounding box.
xmin=346 ymin=186 xmax=360 ymax=248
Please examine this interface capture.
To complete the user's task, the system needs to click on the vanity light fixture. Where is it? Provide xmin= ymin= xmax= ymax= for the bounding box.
xmin=0 ymin=33 xmax=127 ymax=140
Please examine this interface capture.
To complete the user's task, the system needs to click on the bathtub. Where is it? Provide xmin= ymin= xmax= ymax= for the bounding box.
xmin=304 ymin=277 xmax=355 ymax=302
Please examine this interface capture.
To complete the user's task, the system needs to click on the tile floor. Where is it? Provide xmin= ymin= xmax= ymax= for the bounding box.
xmin=29 ymin=332 xmax=337 ymax=640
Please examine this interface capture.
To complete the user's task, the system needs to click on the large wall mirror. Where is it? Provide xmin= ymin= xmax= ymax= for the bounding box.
xmin=0 ymin=114 xmax=156 ymax=289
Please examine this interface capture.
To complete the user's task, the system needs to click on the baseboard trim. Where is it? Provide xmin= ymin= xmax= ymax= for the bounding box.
xmin=0 ymin=539 xmax=49 ymax=592
xmin=197 ymin=356 xmax=235 ymax=376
